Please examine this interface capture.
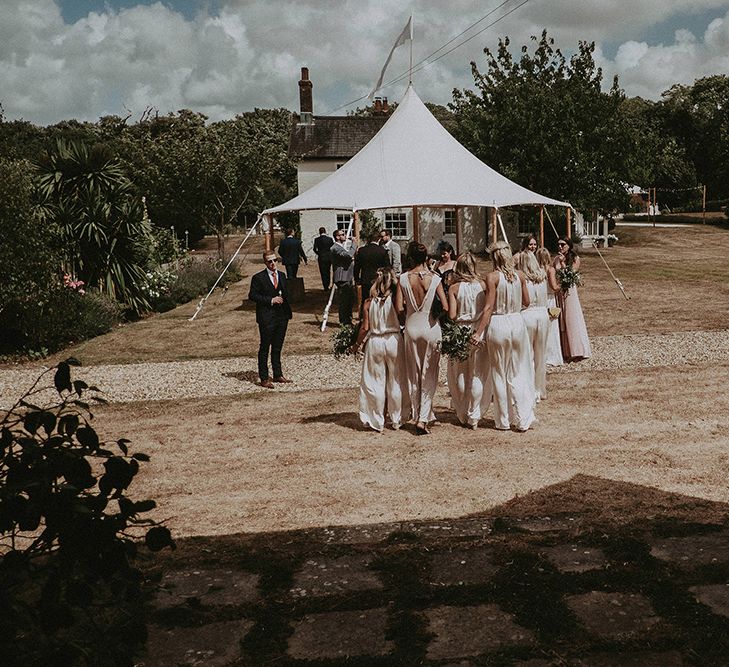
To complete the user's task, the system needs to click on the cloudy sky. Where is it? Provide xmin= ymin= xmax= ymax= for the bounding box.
xmin=2 ymin=0 xmax=728 ymax=126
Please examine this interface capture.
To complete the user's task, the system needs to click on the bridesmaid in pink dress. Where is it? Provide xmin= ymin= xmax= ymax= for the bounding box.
xmin=554 ymin=238 xmax=591 ymax=362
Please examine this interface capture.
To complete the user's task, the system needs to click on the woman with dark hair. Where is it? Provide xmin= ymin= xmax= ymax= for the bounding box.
xmin=536 ymin=248 xmax=564 ymax=367
xmin=472 ymin=241 xmax=535 ymax=431
xmin=513 ymin=234 xmax=538 ymax=265
xmin=352 ymin=268 xmax=407 ymax=432
xmin=433 ymin=241 xmax=456 ymax=291
xmin=554 ymin=237 xmax=591 ymax=362
xmin=396 ymin=242 xmax=449 ymax=435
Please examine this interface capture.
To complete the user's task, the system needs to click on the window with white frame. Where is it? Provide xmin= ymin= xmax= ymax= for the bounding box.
xmin=336 ymin=213 xmax=351 ymax=231
xmin=444 ymin=209 xmax=456 ymax=235
xmin=384 ymin=212 xmax=408 ymax=239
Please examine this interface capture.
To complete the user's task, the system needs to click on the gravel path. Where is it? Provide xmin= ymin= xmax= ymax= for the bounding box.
xmin=2 ymin=329 xmax=728 ymax=408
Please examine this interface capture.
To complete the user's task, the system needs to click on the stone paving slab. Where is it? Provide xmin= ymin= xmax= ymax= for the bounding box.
xmin=428 ymin=546 xmax=499 ymax=587
xmin=289 ymin=554 xmax=382 ymax=598
xmin=287 ymin=608 xmax=393 ymax=659
xmin=140 ymin=619 xmax=253 ymax=666
xmin=689 ymin=583 xmax=729 ymax=618
xmin=541 ymin=544 xmax=608 ymax=573
xmin=424 ymin=604 xmax=536 ymax=660
xmin=565 ymin=591 xmax=661 ymax=641
xmin=154 ymin=568 xmax=260 ymax=608
xmin=648 ymin=530 xmax=729 ymax=566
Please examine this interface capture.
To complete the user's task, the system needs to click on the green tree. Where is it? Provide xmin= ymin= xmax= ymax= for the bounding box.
xmin=450 ymin=31 xmax=634 ymax=214
xmin=34 ymin=139 xmax=153 ymax=313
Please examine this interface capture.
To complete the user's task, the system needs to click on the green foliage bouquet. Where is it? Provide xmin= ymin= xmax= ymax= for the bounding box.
xmin=439 ymin=320 xmax=475 ymax=361
xmin=556 ymin=266 xmax=583 ymax=292
xmin=331 ymin=323 xmax=360 ymax=360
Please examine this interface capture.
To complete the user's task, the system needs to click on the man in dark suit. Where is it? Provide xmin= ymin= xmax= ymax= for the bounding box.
xmin=278 ymin=228 xmax=307 ymax=279
xmin=354 ymin=229 xmax=391 ymax=301
xmin=312 ymin=227 xmax=334 ymax=290
xmin=330 ymin=227 xmax=356 ymax=325
xmin=248 ymin=251 xmax=293 ymax=388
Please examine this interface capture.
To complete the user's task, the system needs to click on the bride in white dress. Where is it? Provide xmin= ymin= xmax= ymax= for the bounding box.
xmin=472 ymin=241 xmax=536 ymax=432
xmin=536 ymin=248 xmax=564 ymax=367
xmin=352 ymin=268 xmax=407 ymax=432
xmin=447 ymin=252 xmax=491 ymax=429
xmin=395 ymin=242 xmax=449 ymax=435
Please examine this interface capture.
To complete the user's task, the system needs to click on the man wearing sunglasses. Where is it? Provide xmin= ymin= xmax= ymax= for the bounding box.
xmin=249 ymin=251 xmax=293 ymax=388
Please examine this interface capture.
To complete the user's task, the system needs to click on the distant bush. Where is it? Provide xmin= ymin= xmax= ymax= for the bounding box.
xmin=621 ymin=213 xmax=729 ymax=227
xmin=167 ymin=258 xmax=241 ymax=308
xmin=0 ymin=288 xmax=122 ymax=356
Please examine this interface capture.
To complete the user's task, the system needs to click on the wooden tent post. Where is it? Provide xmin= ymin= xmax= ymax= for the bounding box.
xmin=353 ymin=210 xmax=360 ymax=245
xmin=539 ymin=205 xmax=545 ymax=246
xmin=264 ymin=214 xmax=274 ymax=252
xmin=455 ymin=206 xmax=462 ymax=254
xmin=489 ymin=207 xmax=497 ymax=244
xmin=412 ymin=206 xmax=420 ymax=243
xmin=566 ymin=208 xmax=572 ymax=239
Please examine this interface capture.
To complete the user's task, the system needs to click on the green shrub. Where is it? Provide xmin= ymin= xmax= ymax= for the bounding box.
xmin=168 ymin=259 xmax=240 ymax=306
xmin=0 ymin=288 xmax=122 ymax=355
xmin=0 ymin=361 xmax=174 ymax=665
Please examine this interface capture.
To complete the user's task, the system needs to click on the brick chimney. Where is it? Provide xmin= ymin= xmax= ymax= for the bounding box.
xmin=298 ymin=67 xmax=313 ymax=124
xmin=373 ymin=97 xmax=382 ymax=114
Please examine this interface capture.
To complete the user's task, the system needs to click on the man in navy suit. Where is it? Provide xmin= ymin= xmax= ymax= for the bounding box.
xmin=248 ymin=251 xmax=293 ymax=388
xmin=278 ymin=228 xmax=307 ymax=279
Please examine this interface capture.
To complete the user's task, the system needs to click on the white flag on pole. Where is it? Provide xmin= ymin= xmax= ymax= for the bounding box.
xmin=368 ymin=15 xmax=413 ymax=100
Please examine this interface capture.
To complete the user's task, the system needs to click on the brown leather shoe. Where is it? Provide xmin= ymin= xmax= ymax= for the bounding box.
xmin=260 ymin=379 xmax=274 ymax=389
xmin=272 ymin=376 xmax=293 ymax=384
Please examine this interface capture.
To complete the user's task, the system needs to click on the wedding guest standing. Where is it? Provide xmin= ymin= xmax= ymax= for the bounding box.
xmin=278 ymin=228 xmax=307 ymax=279
xmin=554 ymin=237 xmax=592 ymax=362
xmin=352 ymin=268 xmax=407 ymax=432
xmin=313 ymin=227 xmax=334 ymax=290
xmin=433 ymin=241 xmax=456 ymax=292
xmin=513 ymin=233 xmax=538 ymax=266
xmin=447 ymin=252 xmax=490 ymax=429
xmin=536 ymin=248 xmax=564 ymax=367
xmin=248 ymin=251 xmax=293 ymax=388
xmin=379 ymin=228 xmax=402 ymax=276
xmin=330 ymin=228 xmax=356 ymax=325
xmin=354 ymin=229 xmax=390 ymax=306
xmin=473 ymin=241 xmax=535 ymax=431
xmin=517 ymin=251 xmax=549 ymax=401
xmin=396 ymin=242 xmax=449 ymax=435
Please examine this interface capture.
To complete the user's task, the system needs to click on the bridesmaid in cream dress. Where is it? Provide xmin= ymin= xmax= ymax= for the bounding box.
xmin=554 ymin=238 xmax=592 ymax=362
xmin=447 ymin=252 xmax=491 ymax=429
xmin=517 ymin=251 xmax=549 ymax=401
xmin=396 ymin=242 xmax=449 ymax=435
xmin=536 ymin=248 xmax=564 ymax=367
xmin=352 ymin=268 xmax=407 ymax=432
xmin=472 ymin=241 xmax=535 ymax=432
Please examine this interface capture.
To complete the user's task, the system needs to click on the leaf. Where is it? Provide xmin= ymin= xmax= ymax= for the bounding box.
xmin=59 ymin=414 xmax=79 ymax=436
xmin=65 ymin=357 xmax=82 ymax=366
xmin=132 ymin=452 xmax=150 ymax=462
xmin=76 ymin=426 xmax=99 ymax=451
xmin=145 ymin=526 xmax=174 ymax=552
xmin=73 ymin=380 xmax=88 ymax=396
xmin=23 ymin=411 xmax=42 ymax=434
xmin=133 ymin=500 xmax=156 ymax=513
xmin=117 ymin=440 xmax=128 ymax=455
xmin=54 ymin=361 xmax=72 ymax=393
xmin=40 ymin=411 xmax=57 ymax=435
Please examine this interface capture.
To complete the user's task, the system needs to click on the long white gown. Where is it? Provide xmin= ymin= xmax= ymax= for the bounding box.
xmin=447 ymin=281 xmax=491 ymax=427
xmin=545 ymin=277 xmax=564 ymax=367
xmin=521 ymin=279 xmax=550 ymax=401
xmin=358 ymin=295 xmax=407 ymax=432
xmin=400 ymin=272 xmax=442 ymax=424
xmin=487 ymin=273 xmax=535 ymax=431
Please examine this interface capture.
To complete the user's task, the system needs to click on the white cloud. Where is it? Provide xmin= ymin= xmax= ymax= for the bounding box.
xmin=0 ymin=0 xmax=727 ymax=125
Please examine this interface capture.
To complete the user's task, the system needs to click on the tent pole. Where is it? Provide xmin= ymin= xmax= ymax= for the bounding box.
xmin=539 ymin=205 xmax=544 ymax=247
xmin=189 ymin=214 xmax=263 ymax=321
xmin=489 ymin=207 xmax=496 ymax=244
xmin=413 ymin=206 xmax=420 ymax=243
xmin=321 ymin=212 xmax=356 ymax=332
xmin=264 ymin=214 xmax=274 ymax=252
xmin=496 ymin=210 xmax=508 ymax=244
xmin=354 ymin=210 xmax=360 ymax=246
xmin=566 ymin=207 xmax=571 ymax=239
xmin=455 ymin=206 xmax=462 ymax=255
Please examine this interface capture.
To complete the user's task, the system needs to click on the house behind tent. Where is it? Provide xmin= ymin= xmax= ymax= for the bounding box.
xmin=288 ymin=68 xmax=504 ymax=254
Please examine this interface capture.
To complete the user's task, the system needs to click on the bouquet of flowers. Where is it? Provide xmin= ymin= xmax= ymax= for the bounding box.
xmin=331 ymin=323 xmax=361 ymax=360
xmin=556 ymin=266 xmax=583 ymax=292
xmin=438 ymin=320 xmax=475 ymax=361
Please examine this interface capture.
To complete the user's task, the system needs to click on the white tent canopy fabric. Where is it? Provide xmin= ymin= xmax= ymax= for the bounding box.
xmin=264 ymin=84 xmax=569 ymax=215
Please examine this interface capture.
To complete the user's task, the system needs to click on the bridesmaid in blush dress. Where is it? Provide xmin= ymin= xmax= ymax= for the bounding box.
xmin=447 ymin=252 xmax=490 ymax=429
xmin=396 ymin=242 xmax=449 ymax=435
xmin=554 ymin=238 xmax=592 ymax=362
xmin=517 ymin=251 xmax=549 ymax=402
xmin=352 ymin=268 xmax=407 ymax=433
xmin=536 ymin=248 xmax=564 ymax=367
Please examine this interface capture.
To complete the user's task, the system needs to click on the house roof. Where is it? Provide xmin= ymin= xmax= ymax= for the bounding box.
xmin=266 ymin=85 xmax=570 ymax=214
xmin=289 ymin=116 xmax=388 ymax=159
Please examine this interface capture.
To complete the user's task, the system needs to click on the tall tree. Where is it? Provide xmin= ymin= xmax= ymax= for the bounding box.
xmin=450 ymin=31 xmax=635 ymax=214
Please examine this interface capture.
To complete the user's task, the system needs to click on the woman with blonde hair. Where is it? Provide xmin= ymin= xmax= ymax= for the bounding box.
xmin=536 ymin=248 xmax=564 ymax=366
xmin=447 ymin=252 xmax=490 ymax=429
xmin=352 ymin=268 xmax=408 ymax=432
xmin=517 ymin=251 xmax=549 ymax=401
xmin=472 ymin=241 xmax=535 ymax=431
xmin=396 ymin=242 xmax=449 ymax=435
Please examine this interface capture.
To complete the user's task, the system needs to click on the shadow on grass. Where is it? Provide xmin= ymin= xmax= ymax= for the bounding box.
xmin=140 ymin=475 xmax=729 ymax=665
xmin=300 ymin=411 xmax=365 ymax=431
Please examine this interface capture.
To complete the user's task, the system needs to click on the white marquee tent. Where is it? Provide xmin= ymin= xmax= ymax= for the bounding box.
xmin=264 ymin=84 xmax=570 ymax=216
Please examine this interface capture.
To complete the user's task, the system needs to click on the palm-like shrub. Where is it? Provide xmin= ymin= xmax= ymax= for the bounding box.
xmin=34 ymin=140 xmax=152 ymax=313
